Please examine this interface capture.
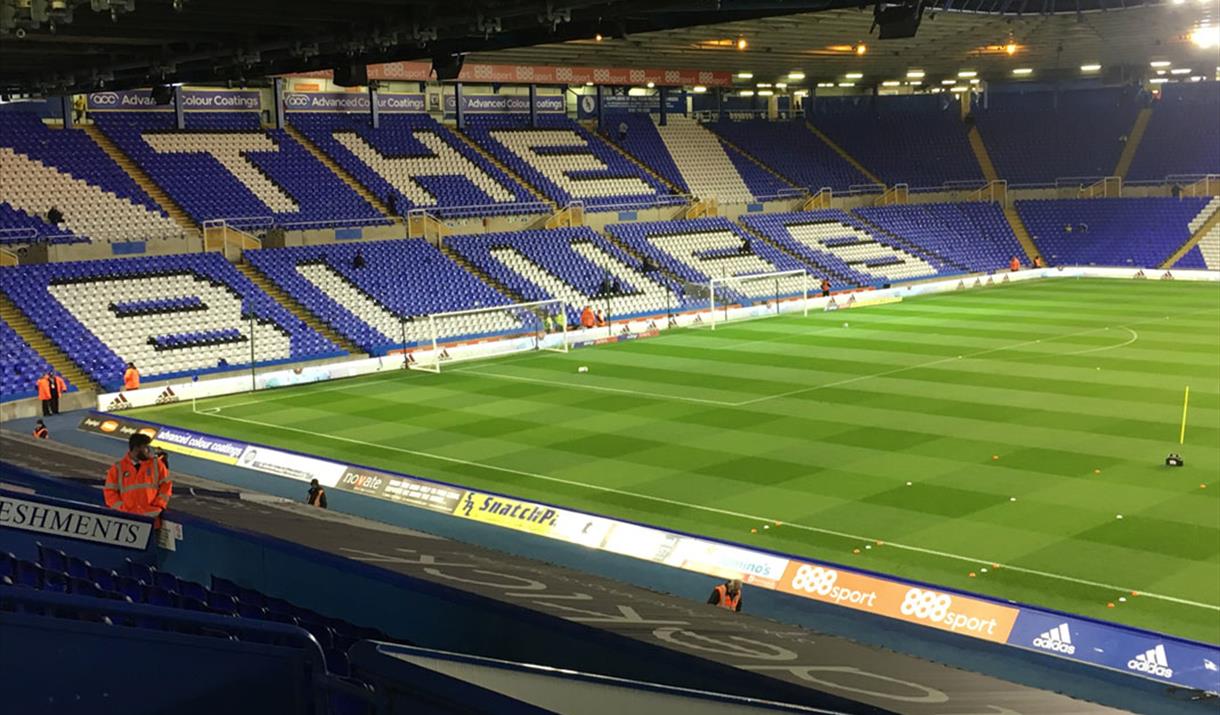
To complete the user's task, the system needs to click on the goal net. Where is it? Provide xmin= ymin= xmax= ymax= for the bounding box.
xmin=695 ymin=269 xmax=809 ymax=330
xmin=407 ymin=298 xmax=569 ymax=373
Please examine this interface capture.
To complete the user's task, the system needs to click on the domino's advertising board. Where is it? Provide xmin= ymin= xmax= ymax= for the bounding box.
xmin=1008 ymin=610 xmax=1220 ymax=693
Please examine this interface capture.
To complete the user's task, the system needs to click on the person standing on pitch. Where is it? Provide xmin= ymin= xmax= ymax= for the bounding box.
xmin=708 ymin=578 xmax=743 ymax=612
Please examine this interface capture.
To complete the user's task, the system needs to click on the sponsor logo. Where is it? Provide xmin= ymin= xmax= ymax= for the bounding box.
xmin=283 ymin=93 xmax=313 ymax=108
xmin=581 ymin=96 xmax=595 ymax=114
xmin=0 ymin=495 xmax=152 ymax=550
xmin=1205 ymin=658 xmax=1218 ymax=672
xmin=1128 ymin=644 xmax=1173 ymax=678
xmin=898 ymin=587 xmax=1004 ymax=637
xmin=92 ymin=92 xmax=119 ymax=106
xmin=1132 ymin=270 xmax=1147 ymax=279
xmin=154 ymin=386 xmax=180 ymax=405
xmin=100 ymin=419 xmax=120 ymax=433
xmin=788 ymin=564 xmax=878 ymax=607
xmin=106 ymin=394 xmax=132 ymax=411
xmin=1032 ymin=623 xmax=1077 ymax=655
xmin=460 ymin=492 xmax=558 ymax=528
xmin=1160 ymin=271 xmax=1175 ymax=280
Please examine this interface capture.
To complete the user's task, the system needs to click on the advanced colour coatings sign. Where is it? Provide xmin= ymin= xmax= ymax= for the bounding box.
xmin=87 ymin=89 xmax=261 ymax=111
xmin=0 ymin=490 xmax=152 ymax=551
xmin=443 ymin=94 xmax=564 ymax=115
xmin=77 ymin=400 xmax=1220 ymax=691
xmin=282 ymin=92 xmax=425 ymax=113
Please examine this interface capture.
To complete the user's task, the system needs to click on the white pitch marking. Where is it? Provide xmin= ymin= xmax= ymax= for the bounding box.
xmin=460 ymin=368 xmax=741 ymax=407
xmin=193 ymin=407 xmax=1220 ymax=613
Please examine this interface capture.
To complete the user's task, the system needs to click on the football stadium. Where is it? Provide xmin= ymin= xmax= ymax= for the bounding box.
xmin=0 ymin=0 xmax=1218 ymax=713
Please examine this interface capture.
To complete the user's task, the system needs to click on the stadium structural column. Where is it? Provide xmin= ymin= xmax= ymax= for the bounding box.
xmin=528 ymin=84 xmax=538 ymax=128
xmin=369 ymin=84 xmax=380 ymax=129
xmin=455 ymin=82 xmax=465 ymax=131
xmin=596 ymin=85 xmax=605 ymax=131
xmin=717 ymin=87 xmax=726 ymax=123
xmin=272 ymin=78 xmax=285 ymax=130
xmin=174 ymin=86 xmax=185 ymax=130
xmin=60 ymin=96 xmax=74 ymax=129
xmin=659 ymin=87 xmax=668 ymax=126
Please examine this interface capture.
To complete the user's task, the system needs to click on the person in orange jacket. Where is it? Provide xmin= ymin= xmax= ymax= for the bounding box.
xmin=707 ymin=579 xmax=743 ymax=612
xmin=580 ymin=305 xmax=596 ymax=329
xmin=36 ymin=373 xmax=52 ymax=416
xmin=33 ymin=419 xmax=49 ymax=439
xmin=1009 ymin=256 xmax=1021 ymax=272
xmin=595 ymin=309 xmax=607 ymax=328
xmin=104 ymin=432 xmax=172 ymax=519
xmin=123 ymin=362 xmax=140 ymax=391
xmin=48 ymin=371 xmax=66 ymax=415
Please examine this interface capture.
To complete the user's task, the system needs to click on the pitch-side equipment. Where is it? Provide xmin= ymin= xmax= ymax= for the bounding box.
xmin=407 ymin=299 xmax=569 ymax=373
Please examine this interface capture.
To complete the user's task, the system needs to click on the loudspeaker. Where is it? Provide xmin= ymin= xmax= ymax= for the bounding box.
xmin=334 ymin=63 xmax=369 ymax=87
xmin=874 ymin=1 xmax=924 ymax=39
xmin=149 ymin=84 xmax=174 ymax=105
xmin=432 ymin=53 xmax=465 ymax=81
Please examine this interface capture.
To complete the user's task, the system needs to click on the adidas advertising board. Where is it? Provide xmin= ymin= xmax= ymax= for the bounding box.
xmin=1032 ymin=623 xmax=1076 ymax=655
xmin=1128 ymin=644 xmax=1173 ymax=678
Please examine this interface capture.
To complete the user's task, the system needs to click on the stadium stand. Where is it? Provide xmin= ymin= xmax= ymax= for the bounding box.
xmin=1128 ymin=82 xmax=1220 ymax=183
xmin=4 ymin=543 xmax=388 ymax=677
xmin=91 ymin=111 xmax=383 ymax=229
xmin=1189 ymin=198 xmax=1220 ymax=270
xmin=606 ymin=217 xmax=811 ymax=299
xmin=807 ymin=95 xmax=984 ymax=188
xmin=0 ymin=316 xmax=64 ymax=401
xmin=708 ymin=119 xmax=873 ymax=192
xmin=975 ymin=87 xmax=1141 ymax=184
xmin=0 ymin=253 xmax=339 ymax=390
xmin=244 ymin=239 xmax=517 ymax=354
xmin=1018 ymin=197 xmax=1213 ymax=267
xmin=445 ymin=227 xmax=682 ymax=322
xmin=0 ymin=111 xmax=182 ymax=242
xmin=288 ymin=112 xmax=539 ymax=217
xmin=741 ymin=210 xmax=941 ymax=288
xmin=853 ymin=202 xmax=1025 ymax=273
xmin=602 ymin=114 xmax=689 ymax=193
xmin=461 ymin=114 xmax=682 ymax=211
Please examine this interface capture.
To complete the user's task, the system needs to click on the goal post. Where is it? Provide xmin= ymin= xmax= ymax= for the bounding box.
xmin=407 ymin=298 xmax=569 ymax=373
xmin=706 ymin=269 xmax=809 ymax=330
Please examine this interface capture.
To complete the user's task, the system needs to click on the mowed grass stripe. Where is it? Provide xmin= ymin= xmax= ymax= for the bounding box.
xmin=138 ymin=279 xmax=1220 ymax=642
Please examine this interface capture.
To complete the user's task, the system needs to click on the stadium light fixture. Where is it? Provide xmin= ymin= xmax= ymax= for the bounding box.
xmin=595 ymin=33 xmax=604 ymax=42
xmin=739 ymin=90 xmax=755 ymax=96
xmin=737 ymin=37 xmax=748 ymax=50
xmin=882 ymin=80 xmax=901 ymax=86
xmin=693 ymin=85 xmax=707 ymax=93
xmin=1150 ymin=77 xmax=1169 ymax=84
xmin=646 ymin=81 xmax=655 ymax=88
xmin=906 ymin=69 xmax=925 ymax=79
xmin=775 ymin=82 xmax=788 ymax=89
xmin=736 ymin=72 xmax=754 ymax=79
xmin=1005 ymin=43 xmax=1018 ymax=56
xmin=845 ymin=72 xmax=864 ymax=79
xmin=908 ymin=80 xmax=923 ymax=86
xmin=941 ymin=79 xmax=956 ymax=85
xmin=1012 ymin=68 xmax=1033 ymax=76
xmin=838 ymin=82 xmax=856 ymax=87
xmin=757 ymin=82 xmax=772 ymax=88
xmin=757 ymin=90 xmax=774 ymax=96
xmin=856 ymin=43 xmax=867 ymax=55
xmin=585 ymin=81 xmax=594 ymax=86
xmin=950 ymin=86 xmax=969 ymax=93
xmin=1171 ymin=68 xmax=1191 ymax=75
xmin=1080 ymin=63 xmax=1102 ymax=72
xmin=1171 ymin=0 xmax=1184 ymax=4
xmin=1191 ymin=75 xmax=1205 ymax=82
xmin=788 ymin=71 xmax=806 ymax=80
xmin=969 ymin=78 xmax=981 ymax=84
xmin=817 ymin=82 xmax=835 ymax=87
xmin=1191 ymin=26 xmax=1218 ymax=49
xmin=958 ymin=70 xmax=977 ymax=78
xmin=1149 ymin=60 xmax=1172 ymax=68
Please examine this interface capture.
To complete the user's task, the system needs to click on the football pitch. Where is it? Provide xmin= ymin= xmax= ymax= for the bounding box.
xmin=133 ymin=278 xmax=1220 ymax=643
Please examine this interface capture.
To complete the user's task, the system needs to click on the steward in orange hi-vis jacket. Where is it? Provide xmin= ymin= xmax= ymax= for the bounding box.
xmin=123 ymin=362 xmax=141 ymax=390
xmin=104 ymin=432 xmax=171 ymax=517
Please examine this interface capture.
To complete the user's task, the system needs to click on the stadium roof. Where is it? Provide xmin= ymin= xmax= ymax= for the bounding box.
xmin=0 ymin=0 xmax=1213 ymax=95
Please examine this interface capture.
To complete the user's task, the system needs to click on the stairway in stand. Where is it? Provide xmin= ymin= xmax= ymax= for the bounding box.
xmin=235 ymin=264 xmax=361 ymax=355
xmin=448 ymin=129 xmax=554 ymax=207
xmin=439 ymin=245 xmax=527 ymax=305
xmin=0 ymin=294 xmax=96 ymax=392
xmin=81 ymin=124 xmax=196 ymax=233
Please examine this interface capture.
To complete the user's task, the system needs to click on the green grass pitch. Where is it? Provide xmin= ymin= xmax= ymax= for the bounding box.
xmin=134 ymin=278 xmax=1220 ymax=643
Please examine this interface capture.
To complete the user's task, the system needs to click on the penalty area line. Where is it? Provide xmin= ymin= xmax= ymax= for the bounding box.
xmin=190 ymin=407 xmax=1218 ymax=614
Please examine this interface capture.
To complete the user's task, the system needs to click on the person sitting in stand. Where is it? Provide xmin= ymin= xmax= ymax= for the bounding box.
xmin=820 ymin=278 xmax=831 ymax=297
xmin=352 ymin=249 xmax=366 ymax=270
xmin=594 ymin=309 xmax=607 ymax=327
xmin=580 ymin=305 xmax=596 ymax=329
xmin=1033 ymin=255 xmax=1045 ymax=268
xmin=1009 ymin=256 xmax=1021 ymax=272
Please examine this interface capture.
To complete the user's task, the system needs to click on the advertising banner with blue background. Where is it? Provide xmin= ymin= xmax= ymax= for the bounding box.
xmin=88 ymin=89 xmax=261 ymax=112
xmin=443 ymin=94 xmax=564 ymax=115
xmin=577 ymin=93 xmax=687 ymax=118
xmin=282 ymin=92 xmax=424 ymax=113
xmin=1007 ymin=609 xmax=1219 ymax=692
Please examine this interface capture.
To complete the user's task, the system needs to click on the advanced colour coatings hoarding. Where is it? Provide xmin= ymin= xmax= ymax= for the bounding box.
xmin=79 ymin=410 xmax=1220 ymax=693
